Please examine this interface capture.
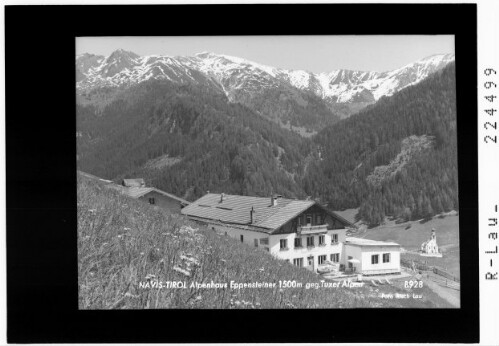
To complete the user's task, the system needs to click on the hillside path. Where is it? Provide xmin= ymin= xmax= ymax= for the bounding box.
xmin=422 ymin=275 xmax=460 ymax=308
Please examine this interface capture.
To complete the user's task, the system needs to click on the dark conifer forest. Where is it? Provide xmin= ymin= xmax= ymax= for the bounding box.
xmin=77 ymin=81 xmax=313 ymax=201
xmin=77 ymin=63 xmax=458 ymax=226
xmin=304 ymin=63 xmax=458 ymax=225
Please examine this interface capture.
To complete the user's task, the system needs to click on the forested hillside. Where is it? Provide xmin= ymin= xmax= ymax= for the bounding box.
xmin=303 ymin=63 xmax=458 ymax=225
xmin=77 ymin=63 xmax=458 ymax=226
xmin=77 ymin=80 xmax=312 ymax=201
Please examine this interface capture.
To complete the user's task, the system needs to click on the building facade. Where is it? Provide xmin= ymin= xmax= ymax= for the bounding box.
xmin=181 ymin=193 xmax=401 ymax=275
xmin=344 ymin=238 xmax=401 ymax=275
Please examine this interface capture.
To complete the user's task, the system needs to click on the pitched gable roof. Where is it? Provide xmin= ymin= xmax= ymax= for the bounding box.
xmin=107 ymin=184 xmax=190 ymax=205
xmin=78 ymin=170 xmax=113 ymax=184
xmin=181 ymin=193 xmax=353 ymax=234
xmin=136 ymin=187 xmax=190 ymax=206
xmin=345 ymin=237 xmax=400 ymax=247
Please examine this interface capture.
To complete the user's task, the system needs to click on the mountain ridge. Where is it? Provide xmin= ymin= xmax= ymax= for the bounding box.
xmin=77 ymin=49 xmax=454 ymax=120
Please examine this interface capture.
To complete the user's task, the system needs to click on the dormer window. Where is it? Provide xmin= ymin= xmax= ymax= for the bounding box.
xmin=306 ymin=215 xmax=312 ymax=225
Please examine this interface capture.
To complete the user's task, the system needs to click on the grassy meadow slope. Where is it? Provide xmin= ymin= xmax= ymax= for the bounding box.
xmin=361 ymin=214 xmax=460 ymax=278
xmin=78 ymin=174 xmax=452 ymax=309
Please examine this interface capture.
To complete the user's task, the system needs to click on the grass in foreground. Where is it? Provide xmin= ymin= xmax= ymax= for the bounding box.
xmin=78 ymin=174 xmax=452 ymax=309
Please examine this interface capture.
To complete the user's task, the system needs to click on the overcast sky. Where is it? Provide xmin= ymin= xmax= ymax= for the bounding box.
xmin=76 ymin=36 xmax=454 ymax=73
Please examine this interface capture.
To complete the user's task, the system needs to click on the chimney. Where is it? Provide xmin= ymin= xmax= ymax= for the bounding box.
xmin=250 ymin=206 xmax=255 ymax=224
xmin=220 ymin=193 xmax=225 ymax=203
xmin=271 ymin=195 xmax=278 ymax=207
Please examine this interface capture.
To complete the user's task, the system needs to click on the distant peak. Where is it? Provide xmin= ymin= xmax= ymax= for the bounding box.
xmin=109 ymin=49 xmax=140 ymax=59
xmin=420 ymin=53 xmax=455 ymax=61
xmin=195 ymin=52 xmax=249 ymax=63
xmin=195 ymin=51 xmax=217 ymax=58
xmin=76 ymin=52 xmax=103 ymax=58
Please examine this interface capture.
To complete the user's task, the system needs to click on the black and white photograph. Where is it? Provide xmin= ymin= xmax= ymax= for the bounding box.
xmin=6 ymin=1 xmax=488 ymax=343
xmin=76 ymin=35 xmax=460 ymax=309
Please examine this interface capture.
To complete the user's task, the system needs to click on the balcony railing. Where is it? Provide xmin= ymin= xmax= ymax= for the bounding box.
xmin=297 ymin=224 xmax=328 ymax=235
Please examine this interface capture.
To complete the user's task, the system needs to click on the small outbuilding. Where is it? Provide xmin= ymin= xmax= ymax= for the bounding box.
xmin=79 ymin=171 xmax=189 ymax=213
xmin=120 ymin=186 xmax=190 ymax=213
xmin=344 ymin=237 xmax=401 ymax=275
xmin=117 ymin=178 xmax=189 ymax=212
xmin=122 ymin=178 xmax=146 ymax=188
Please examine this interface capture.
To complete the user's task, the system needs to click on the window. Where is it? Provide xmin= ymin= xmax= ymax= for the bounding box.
xmin=254 ymin=239 xmax=258 ymax=247
xmin=331 ymin=233 xmax=339 ymax=244
xmin=330 ymin=253 xmax=339 ymax=263
xmin=260 ymin=238 xmax=269 ymax=245
xmin=240 ymin=235 xmax=244 ymax=243
xmin=318 ymin=255 xmax=327 ymax=265
xmin=316 ymin=214 xmax=322 ymax=225
xmin=293 ymin=258 xmax=303 ymax=267
xmin=306 ymin=236 xmax=314 ymax=247
xmin=280 ymin=239 xmax=288 ymax=250
xmin=318 ymin=235 xmax=325 ymax=246
xmin=383 ymin=253 xmax=390 ymax=263
xmin=148 ymin=197 xmax=155 ymax=205
xmin=294 ymin=237 xmax=302 ymax=248
xmin=371 ymin=254 xmax=379 ymax=265
xmin=297 ymin=216 xmax=302 ymax=226
xmin=307 ymin=256 xmax=314 ymax=266
xmin=306 ymin=215 xmax=312 ymax=225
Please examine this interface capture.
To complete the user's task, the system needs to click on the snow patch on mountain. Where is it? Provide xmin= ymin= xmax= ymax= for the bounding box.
xmin=76 ymin=50 xmax=454 ymax=112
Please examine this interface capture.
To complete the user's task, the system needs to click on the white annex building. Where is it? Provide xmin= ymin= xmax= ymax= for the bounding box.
xmin=182 ymin=193 xmax=401 ymax=276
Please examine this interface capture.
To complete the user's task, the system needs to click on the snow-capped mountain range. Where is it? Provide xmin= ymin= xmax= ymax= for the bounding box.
xmin=76 ymin=49 xmax=454 ymax=120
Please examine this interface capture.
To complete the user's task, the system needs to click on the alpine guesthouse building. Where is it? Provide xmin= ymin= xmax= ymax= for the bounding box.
xmin=181 ymin=193 xmax=401 ymax=276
